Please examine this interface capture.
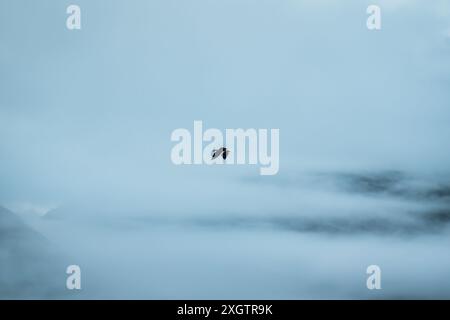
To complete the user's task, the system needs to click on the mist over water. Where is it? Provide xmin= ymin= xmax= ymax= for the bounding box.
xmin=1 ymin=0 xmax=450 ymax=299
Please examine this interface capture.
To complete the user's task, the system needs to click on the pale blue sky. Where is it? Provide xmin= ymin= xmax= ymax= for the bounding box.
xmin=1 ymin=0 xmax=450 ymax=212
xmin=2 ymin=0 xmax=450 ymax=299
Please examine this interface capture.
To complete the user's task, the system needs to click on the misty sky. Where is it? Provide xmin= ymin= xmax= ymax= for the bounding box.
xmin=1 ymin=0 xmax=449 ymax=211
xmin=1 ymin=0 xmax=450 ymax=299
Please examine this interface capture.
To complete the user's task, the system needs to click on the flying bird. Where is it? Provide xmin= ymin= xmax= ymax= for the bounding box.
xmin=211 ymin=147 xmax=230 ymax=160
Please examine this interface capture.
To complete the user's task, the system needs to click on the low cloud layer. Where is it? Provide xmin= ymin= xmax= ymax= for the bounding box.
xmin=1 ymin=0 xmax=450 ymax=299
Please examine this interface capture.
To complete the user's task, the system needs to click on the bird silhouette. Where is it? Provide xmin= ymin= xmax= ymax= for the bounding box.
xmin=211 ymin=147 xmax=230 ymax=160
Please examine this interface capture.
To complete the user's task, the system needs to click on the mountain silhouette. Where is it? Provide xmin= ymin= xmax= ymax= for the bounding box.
xmin=0 ymin=206 xmax=68 ymax=299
